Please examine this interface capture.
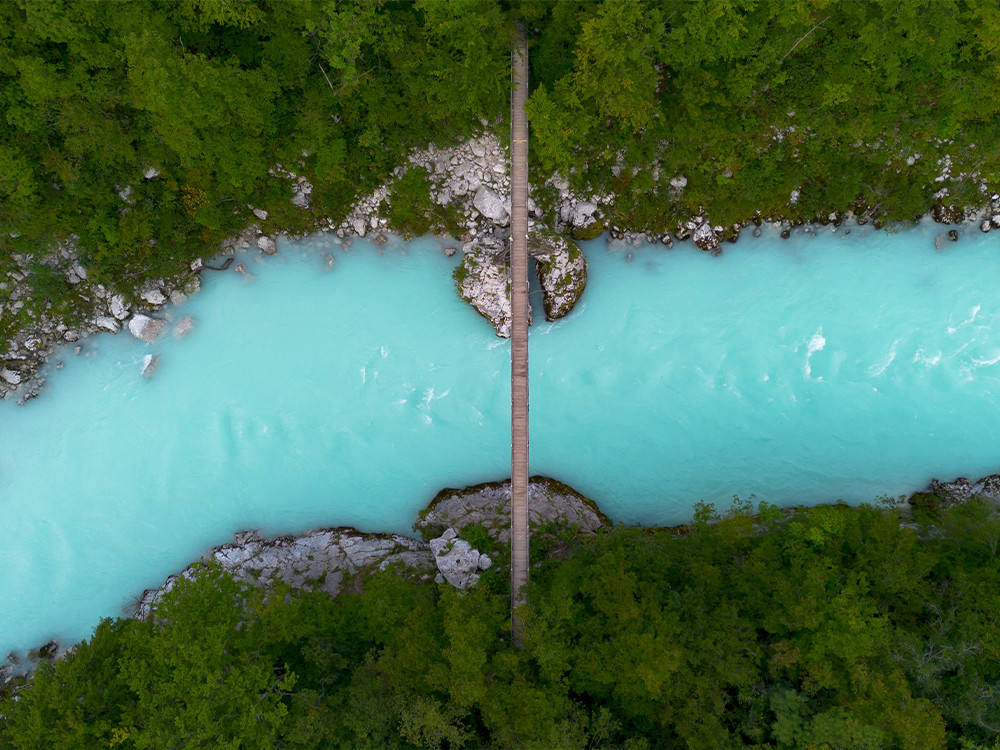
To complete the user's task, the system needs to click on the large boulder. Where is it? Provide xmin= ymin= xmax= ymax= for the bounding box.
xmin=530 ymin=232 xmax=587 ymax=321
xmin=109 ymin=294 xmax=129 ymax=320
xmin=569 ymin=201 xmax=598 ymax=228
xmin=428 ymin=528 xmax=490 ymax=589
xmin=127 ymin=314 xmax=166 ymax=342
xmin=473 ymin=185 xmax=509 ymax=224
xmin=454 ymin=235 xmax=516 ymax=337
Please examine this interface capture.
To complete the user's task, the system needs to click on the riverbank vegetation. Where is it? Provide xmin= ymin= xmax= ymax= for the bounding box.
xmin=4 ymin=1 xmax=1000 ymax=357
xmin=2 ymin=497 xmax=998 ymax=749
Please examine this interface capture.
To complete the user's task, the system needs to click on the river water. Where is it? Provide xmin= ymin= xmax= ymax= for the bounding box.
xmin=2 ymin=221 xmax=1000 ymax=654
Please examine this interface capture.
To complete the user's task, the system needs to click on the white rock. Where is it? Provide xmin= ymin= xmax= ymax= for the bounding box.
xmin=291 ymin=181 xmax=311 ymax=207
xmin=190 ymin=258 xmax=203 ymax=272
xmin=473 ymin=186 xmax=508 ymax=223
xmin=109 ymin=294 xmax=129 ymax=320
xmin=94 ymin=316 xmax=120 ymax=333
xmin=141 ymin=288 xmax=167 ymax=305
xmin=429 ymin=535 xmax=482 ymax=590
xmin=570 ymin=201 xmax=598 ymax=227
xmin=140 ymin=354 xmax=159 ymax=378
xmin=252 ymin=207 xmax=269 ymax=221
xmin=0 ymin=368 xmax=21 ymax=385
xmin=128 ymin=314 xmax=166 ymax=342
xmin=142 ymin=166 xmax=160 ymax=180
xmin=257 ymin=236 xmax=277 ymax=254
xmin=669 ymin=175 xmax=688 ymax=190
xmin=478 ymin=553 xmax=492 ymax=571
xmin=350 ymin=216 xmax=367 ymax=237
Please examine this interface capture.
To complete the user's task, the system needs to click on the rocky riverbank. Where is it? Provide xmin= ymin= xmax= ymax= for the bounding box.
xmin=6 ymin=467 xmax=1000 ymax=692
xmin=130 ymin=475 xmax=612 ymax=625
xmin=0 ymin=475 xmax=607 ymax=690
xmin=6 ymin=127 xmax=1000 ymax=404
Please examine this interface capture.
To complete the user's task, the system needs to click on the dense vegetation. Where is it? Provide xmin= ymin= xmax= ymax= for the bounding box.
xmin=4 ymin=2 xmax=1000 ymax=305
xmin=2 ymin=497 xmax=999 ymax=749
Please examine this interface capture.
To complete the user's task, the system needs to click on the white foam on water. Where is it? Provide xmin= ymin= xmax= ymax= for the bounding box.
xmin=869 ymin=339 xmax=899 ymax=377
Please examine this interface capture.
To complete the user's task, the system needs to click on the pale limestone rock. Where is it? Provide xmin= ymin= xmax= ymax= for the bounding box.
xmin=109 ymin=295 xmax=129 ymax=320
xmin=94 ymin=316 xmax=120 ymax=333
xmin=454 ymin=235 xmax=513 ymax=337
xmin=429 ymin=532 xmax=481 ymax=589
xmin=570 ymin=201 xmax=598 ymax=227
xmin=134 ymin=529 xmax=434 ymax=620
xmin=140 ymin=288 xmax=167 ymax=306
xmin=530 ymin=233 xmax=587 ymax=321
xmin=473 ymin=185 xmax=508 ymax=223
xmin=127 ymin=314 xmax=166 ymax=342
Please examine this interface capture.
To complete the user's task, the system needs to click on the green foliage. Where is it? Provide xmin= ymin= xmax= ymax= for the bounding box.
xmin=523 ymin=0 xmax=1000 ymax=229
xmin=3 ymin=499 xmax=997 ymax=748
xmin=386 ymin=167 xmax=464 ymax=238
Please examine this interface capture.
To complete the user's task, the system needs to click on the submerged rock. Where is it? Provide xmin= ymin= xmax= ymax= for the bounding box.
xmin=173 ymin=315 xmax=195 ymax=338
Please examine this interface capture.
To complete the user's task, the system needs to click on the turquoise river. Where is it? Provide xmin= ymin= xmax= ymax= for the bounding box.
xmin=3 ymin=220 xmax=1000 ymax=655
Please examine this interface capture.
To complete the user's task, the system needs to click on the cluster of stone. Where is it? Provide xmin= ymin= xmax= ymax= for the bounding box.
xmin=133 ymin=529 xmax=438 ymax=620
xmin=416 ymin=477 xmax=610 ymax=545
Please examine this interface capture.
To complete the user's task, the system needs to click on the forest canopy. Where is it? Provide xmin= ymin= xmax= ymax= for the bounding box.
xmin=1 ymin=498 xmax=999 ymax=748
xmin=3 ymin=0 xmax=1000 ymax=292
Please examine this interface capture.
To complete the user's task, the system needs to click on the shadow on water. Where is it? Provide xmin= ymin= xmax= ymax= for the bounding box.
xmin=529 ymin=258 xmax=546 ymax=323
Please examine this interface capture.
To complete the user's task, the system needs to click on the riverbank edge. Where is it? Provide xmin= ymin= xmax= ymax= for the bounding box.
xmin=4 ymin=469 xmax=999 ymax=694
xmin=4 ymin=130 xmax=1000 ymax=403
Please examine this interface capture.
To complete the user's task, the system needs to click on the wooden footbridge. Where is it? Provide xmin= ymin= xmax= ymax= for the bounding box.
xmin=510 ymin=30 xmax=530 ymax=640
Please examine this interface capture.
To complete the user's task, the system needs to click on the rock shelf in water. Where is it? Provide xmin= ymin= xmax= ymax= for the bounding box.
xmin=132 ymin=477 xmax=604 ymax=622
